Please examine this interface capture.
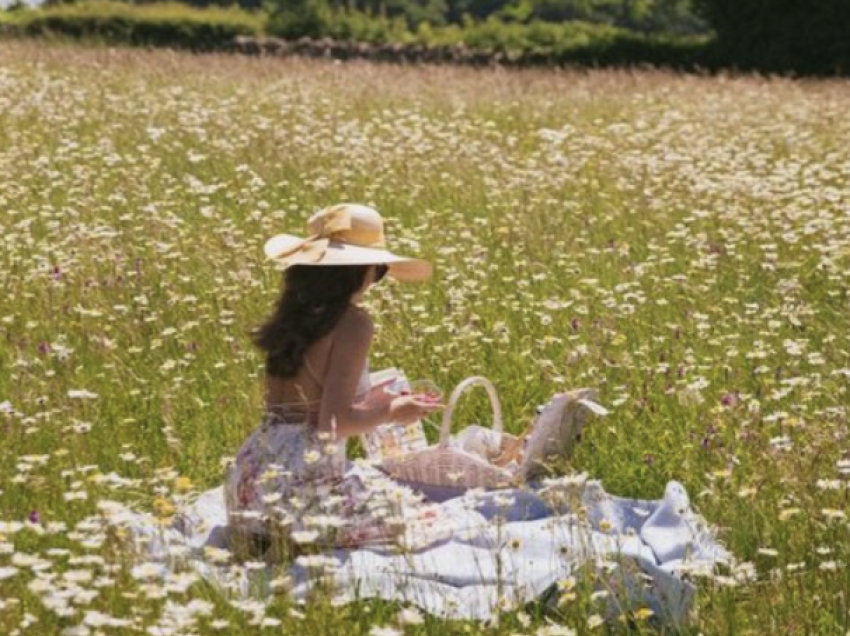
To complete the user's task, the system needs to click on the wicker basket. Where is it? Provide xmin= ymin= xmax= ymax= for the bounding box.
xmin=367 ymin=376 xmax=606 ymax=492
xmin=375 ymin=376 xmax=519 ymax=490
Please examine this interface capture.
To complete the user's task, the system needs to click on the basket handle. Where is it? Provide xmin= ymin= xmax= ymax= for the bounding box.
xmin=438 ymin=376 xmax=503 ymax=449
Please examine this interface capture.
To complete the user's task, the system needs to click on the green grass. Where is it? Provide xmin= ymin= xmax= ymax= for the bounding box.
xmin=2 ymin=40 xmax=850 ymax=635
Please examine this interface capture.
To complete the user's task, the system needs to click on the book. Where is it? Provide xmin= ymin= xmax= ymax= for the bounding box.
xmin=363 ymin=368 xmax=429 ymax=459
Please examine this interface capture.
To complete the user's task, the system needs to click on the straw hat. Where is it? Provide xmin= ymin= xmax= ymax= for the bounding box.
xmin=263 ymin=203 xmax=432 ymax=282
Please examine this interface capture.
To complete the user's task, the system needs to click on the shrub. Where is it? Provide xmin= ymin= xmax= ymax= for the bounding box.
xmin=266 ymin=4 xmax=412 ymax=44
xmin=266 ymin=0 xmax=332 ymax=40
xmin=325 ymin=9 xmax=412 ymax=44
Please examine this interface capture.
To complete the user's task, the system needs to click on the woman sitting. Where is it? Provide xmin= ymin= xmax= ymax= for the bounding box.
xmin=225 ymin=203 xmax=445 ymax=551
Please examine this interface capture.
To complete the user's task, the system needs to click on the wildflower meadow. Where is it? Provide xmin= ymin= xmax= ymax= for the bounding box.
xmin=2 ymin=40 xmax=850 ymax=635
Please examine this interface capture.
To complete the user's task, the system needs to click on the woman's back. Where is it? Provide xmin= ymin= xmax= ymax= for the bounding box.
xmin=264 ymin=306 xmax=372 ymax=418
xmin=264 ymin=334 xmax=332 ymax=414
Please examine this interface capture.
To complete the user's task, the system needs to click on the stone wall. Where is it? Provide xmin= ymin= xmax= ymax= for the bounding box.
xmin=230 ymin=35 xmax=515 ymax=67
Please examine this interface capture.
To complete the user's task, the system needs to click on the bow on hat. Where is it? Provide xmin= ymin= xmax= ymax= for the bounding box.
xmin=266 ymin=205 xmax=386 ymax=265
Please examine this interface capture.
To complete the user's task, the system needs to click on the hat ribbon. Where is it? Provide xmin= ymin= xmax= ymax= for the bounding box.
xmin=272 ymin=206 xmax=350 ymax=263
xmin=269 ymin=206 xmax=387 ymax=264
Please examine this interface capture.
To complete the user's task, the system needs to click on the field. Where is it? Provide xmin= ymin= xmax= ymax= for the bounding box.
xmin=2 ymin=40 xmax=850 ymax=635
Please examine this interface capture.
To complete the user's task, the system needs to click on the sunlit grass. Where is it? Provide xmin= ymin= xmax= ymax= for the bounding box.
xmin=2 ymin=40 xmax=850 ymax=635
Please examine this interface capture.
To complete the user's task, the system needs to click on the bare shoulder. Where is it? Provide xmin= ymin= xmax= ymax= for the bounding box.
xmin=336 ymin=305 xmax=374 ymax=340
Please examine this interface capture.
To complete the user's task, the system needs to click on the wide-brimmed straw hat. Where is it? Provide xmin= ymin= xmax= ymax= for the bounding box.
xmin=263 ymin=203 xmax=432 ymax=282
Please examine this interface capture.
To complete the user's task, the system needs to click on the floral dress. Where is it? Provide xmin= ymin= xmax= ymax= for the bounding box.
xmin=224 ymin=366 xmax=452 ymax=550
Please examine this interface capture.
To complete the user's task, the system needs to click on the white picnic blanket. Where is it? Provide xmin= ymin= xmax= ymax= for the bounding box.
xmin=101 ymin=472 xmax=730 ymax=627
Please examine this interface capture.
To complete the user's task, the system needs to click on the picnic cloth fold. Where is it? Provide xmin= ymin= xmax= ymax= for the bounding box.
xmin=103 ymin=473 xmax=730 ymax=626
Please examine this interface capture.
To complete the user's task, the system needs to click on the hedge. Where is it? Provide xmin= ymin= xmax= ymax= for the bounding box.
xmin=4 ymin=1 xmax=263 ymax=51
xmin=266 ymin=13 xmax=714 ymax=70
xmin=421 ymin=17 xmax=711 ymax=67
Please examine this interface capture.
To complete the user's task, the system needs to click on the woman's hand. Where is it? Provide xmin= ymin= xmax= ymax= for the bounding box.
xmin=356 ymin=379 xmax=396 ymax=410
xmin=388 ymin=395 xmax=444 ymax=426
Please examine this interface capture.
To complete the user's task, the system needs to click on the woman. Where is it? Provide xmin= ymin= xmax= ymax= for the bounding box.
xmin=225 ymin=203 xmax=445 ymax=550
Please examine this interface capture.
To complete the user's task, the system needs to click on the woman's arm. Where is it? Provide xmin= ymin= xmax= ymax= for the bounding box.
xmin=317 ymin=308 xmax=391 ymax=438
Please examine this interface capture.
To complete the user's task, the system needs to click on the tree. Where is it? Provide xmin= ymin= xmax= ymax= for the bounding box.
xmin=694 ymin=0 xmax=850 ymax=74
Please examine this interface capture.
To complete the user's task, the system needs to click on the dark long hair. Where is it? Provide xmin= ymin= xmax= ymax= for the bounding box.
xmin=252 ymin=264 xmax=372 ymax=378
